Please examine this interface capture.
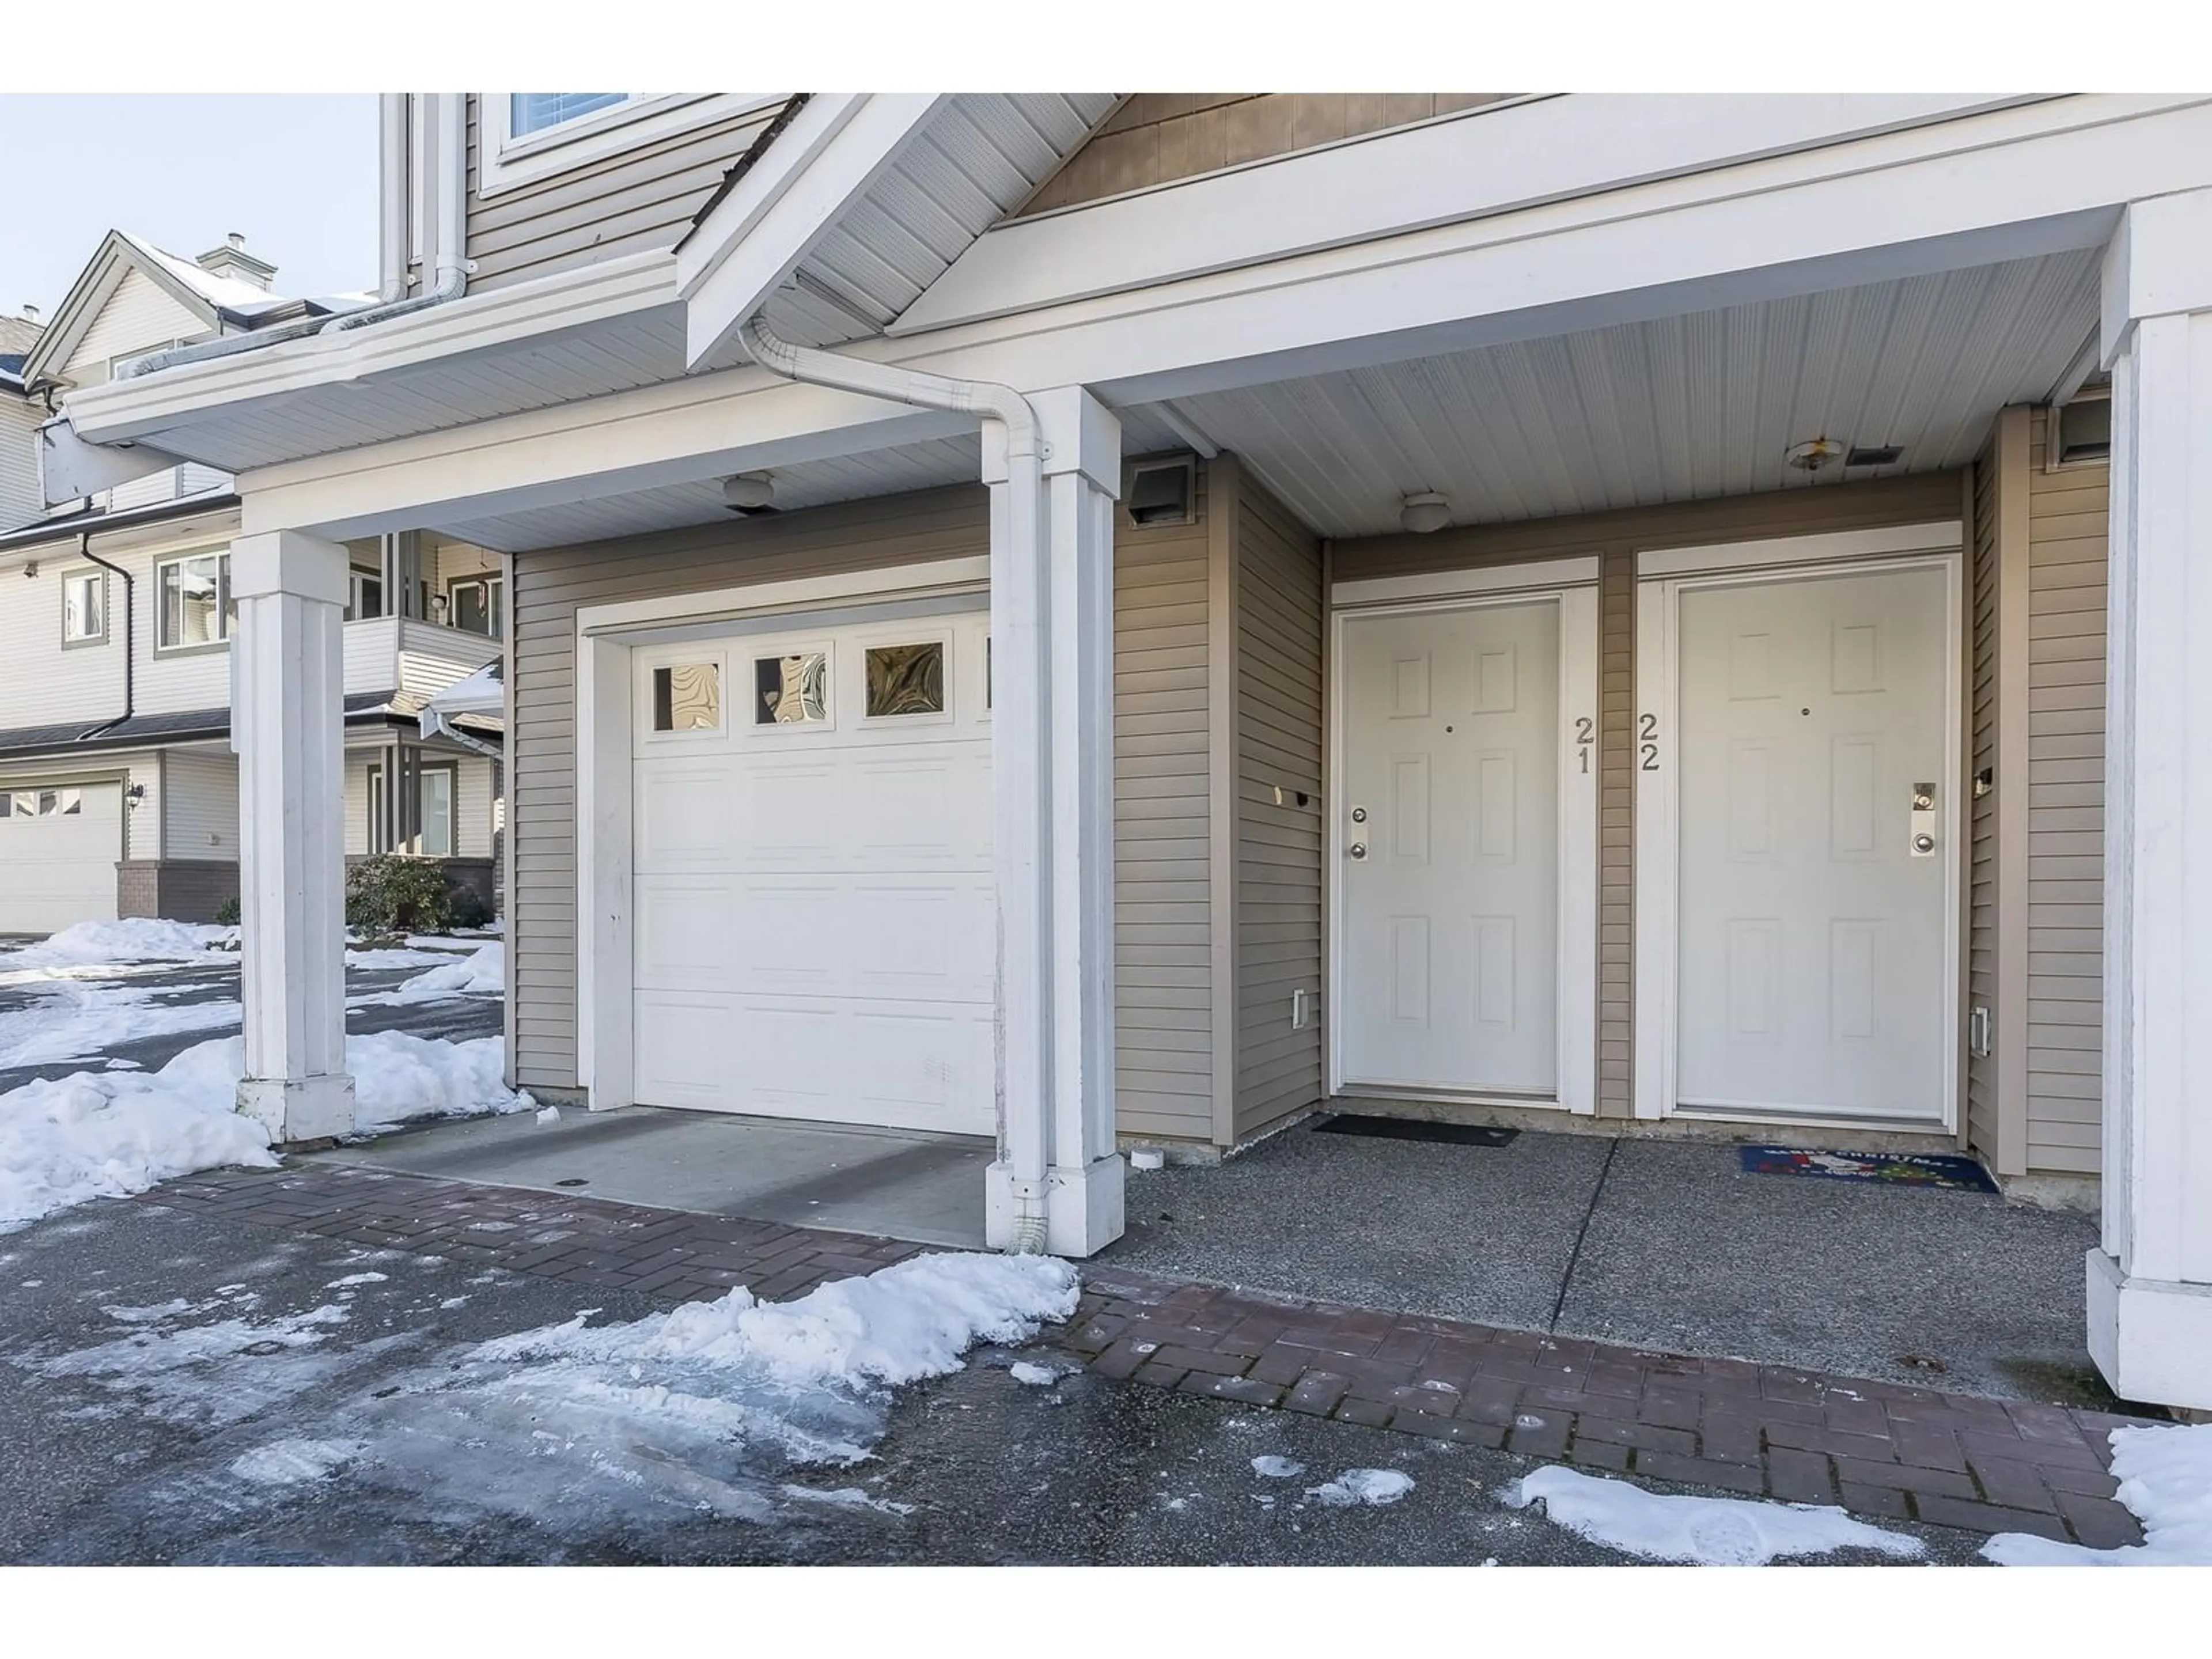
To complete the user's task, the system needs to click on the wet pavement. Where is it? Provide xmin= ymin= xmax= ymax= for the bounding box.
xmin=0 ymin=951 xmax=502 ymax=1094
xmin=0 ymin=1196 xmax=1995 ymax=1566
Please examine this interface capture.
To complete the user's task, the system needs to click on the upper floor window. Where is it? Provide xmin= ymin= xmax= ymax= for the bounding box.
xmin=156 ymin=550 xmax=233 ymax=652
xmin=443 ymin=574 xmax=505 ymax=641
xmin=62 ymin=570 xmax=107 ymax=646
xmin=510 ymin=94 xmax=630 ymax=138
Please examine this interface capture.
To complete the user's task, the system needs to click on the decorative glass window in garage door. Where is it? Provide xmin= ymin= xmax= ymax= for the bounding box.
xmin=9 ymin=790 xmax=82 ymax=818
xmin=756 ymin=653 xmax=829 ymax=725
xmin=651 ymin=662 xmax=721 ymax=732
xmin=865 ymin=642 xmax=946 ymax=718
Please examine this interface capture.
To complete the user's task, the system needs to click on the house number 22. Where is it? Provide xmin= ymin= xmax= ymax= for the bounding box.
xmin=1639 ymin=713 xmax=1660 ymax=771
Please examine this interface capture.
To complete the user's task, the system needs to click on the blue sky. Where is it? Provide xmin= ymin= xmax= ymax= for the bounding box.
xmin=0 ymin=96 xmax=377 ymax=318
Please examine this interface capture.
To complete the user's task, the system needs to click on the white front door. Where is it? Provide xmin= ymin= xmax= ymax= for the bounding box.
xmin=628 ymin=608 xmax=995 ymax=1135
xmin=1650 ymin=559 xmax=1956 ymax=1123
xmin=1338 ymin=598 xmax=1569 ymax=1096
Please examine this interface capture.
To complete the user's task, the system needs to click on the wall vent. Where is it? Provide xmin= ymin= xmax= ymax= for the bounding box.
xmin=1843 ymin=444 xmax=1904 ymax=468
xmin=1123 ymin=456 xmax=1196 ymax=527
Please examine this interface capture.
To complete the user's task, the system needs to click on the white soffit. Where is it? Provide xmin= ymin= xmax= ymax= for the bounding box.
xmin=442 ymin=432 xmax=984 ymax=552
xmin=1139 ymin=249 xmax=2100 ymax=539
xmin=753 ymin=94 xmax=1120 ymax=354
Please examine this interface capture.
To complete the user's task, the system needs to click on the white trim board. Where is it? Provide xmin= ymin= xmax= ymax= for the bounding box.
xmin=480 ymin=94 xmax=784 ymax=199
xmin=1631 ymin=546 xmax=1965 ymax=1131
xmin=573 ymin=554 xmax=991 ymax=1109
xmin=1332 ymin=555 xmax=1601 ymax=609
xmin=1635 ymin=520 xmax=1963 ymax=578
xmin=1325 ymin=584 xmax=1601 ymax=1115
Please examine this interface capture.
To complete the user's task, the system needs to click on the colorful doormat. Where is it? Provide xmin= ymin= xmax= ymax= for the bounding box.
xmin=1738 ymin=1145 xmax=1999 ymax=1192
xmin=1316 ymin=1113 xmax=1519 ymax=1148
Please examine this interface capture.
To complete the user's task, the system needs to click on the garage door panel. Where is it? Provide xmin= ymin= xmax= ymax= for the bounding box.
xmin=630 ymin=607 xmax=995 ymax=1133
xmin=0 ymin=782 xmax=122 ymax=934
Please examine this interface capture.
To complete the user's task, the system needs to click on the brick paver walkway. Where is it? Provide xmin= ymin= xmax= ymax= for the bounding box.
xmin=1066 ymin=1266 xmax=2156 ymax=1549
xmin=142 ymin=1161 xmax=2154 ymax=1550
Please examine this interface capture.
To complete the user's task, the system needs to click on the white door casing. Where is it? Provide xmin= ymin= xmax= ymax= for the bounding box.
xmin=1328 ymin=566 xmax=1599 ymax=1113
xmin=1634 ymin=529 xmax=1963 ymax=1128
xmin=628 ymin=608 xmax=995 ymax=1134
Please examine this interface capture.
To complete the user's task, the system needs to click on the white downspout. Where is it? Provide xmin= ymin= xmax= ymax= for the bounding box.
xmin=122 ymin=93 xmax=469 ymax=379
xmin=376 ymin=92 xmax=412 ymax=305
xmin=737 ymin=313 xmax=1054 ymax=1253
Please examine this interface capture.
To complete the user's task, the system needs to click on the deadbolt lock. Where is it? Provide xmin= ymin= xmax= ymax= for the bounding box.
xmin=1350 ymin=805 xmax=1368 ymax=823
xmin=1910 ymin=782 xmax=1938 ymax=858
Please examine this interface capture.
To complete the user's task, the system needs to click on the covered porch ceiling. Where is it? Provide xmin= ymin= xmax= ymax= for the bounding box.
xmin=430 ymin=247 xmax=2099 ymax=554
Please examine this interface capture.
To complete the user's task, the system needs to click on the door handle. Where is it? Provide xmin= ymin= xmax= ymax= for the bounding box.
xmin=1349 ymin=842 xmax=1368 ymax=861
xmin=1910 ymin=782 xmax=1937 ymax=857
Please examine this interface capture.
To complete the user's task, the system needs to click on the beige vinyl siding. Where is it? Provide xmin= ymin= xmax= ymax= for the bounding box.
xmin=161 ymin=749 xmax=238 ymax=860
xmin=1021 ymin=94 xmax=1516 ymax=215
xmin=1331 ymin=472 xmax=1965 ymax=1118
xmin=0 ymin=560 xmax=128 ymax=730
xmin=343 ymin=749 xmax=372 ymax=857
xmin=456 ymin=753 xmax=496 ymax=859
xmin=1229 ymin=466 xmax=1325 ymax=1141
xmin=1115 ymin=465 xmax=1217 ymax=1143
xmin=2023 ymin=409 xmax=2108 ymax=1175
xmin=463 ymin=96 xmax=781 ymax=293
xmin=1966 ymin=435 xmax=2003 ymax=1162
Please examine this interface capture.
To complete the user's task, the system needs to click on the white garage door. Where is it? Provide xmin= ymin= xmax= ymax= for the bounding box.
xmin=630 ymin=607 xmax=995 ymax=1135
xmin=0 ymin=783 xmax=122 ymax=934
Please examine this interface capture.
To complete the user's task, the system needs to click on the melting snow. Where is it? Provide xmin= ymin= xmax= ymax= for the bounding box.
xmin=1251 ymin=1455 xmax=1305 ymax=1479
xmin=1008 ymin=1361 xmax=1058 ymax=1387
xmin=1504 ymin=1466 xmax=1925 ymax=1565
xmin=230 ymin=1438 xmax=367 ymax=1486
xmin=0 ymin=919 xmax=233 ymax=970
xmin=1983 ymin=1423 xmax=2212 ymax=1566
xmin=1306 ymin=1468 xmax=1414 ymax=1507
xmin=1 ymin=1033 xmax=531 ymax=1231
xmin=355 ymin=943 xmax=506 ymax=1006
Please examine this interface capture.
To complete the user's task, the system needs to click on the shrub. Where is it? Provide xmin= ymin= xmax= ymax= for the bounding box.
xmin=345 ymin=855 xmax=454 ymax=936
xmin=214 ymin=896 xmax=241 ymax=927
xmin=446 ymin=885 xmax=494 ymax=931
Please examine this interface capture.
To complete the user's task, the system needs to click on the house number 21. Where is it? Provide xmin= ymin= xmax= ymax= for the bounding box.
xmin=1639 ymin=713 xmax=1660 ymax=771
xmin=1574 ymin=717 xmax=1594 ymax=774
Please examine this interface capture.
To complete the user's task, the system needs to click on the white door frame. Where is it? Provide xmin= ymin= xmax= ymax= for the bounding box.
xmin=573 ymin=555 xmax=990 ymax=1109
xmin=1631 ymin=522 xmax=1965 ymax=1129
xmin=1327 ymin=558 xmax=1601 ymax=1114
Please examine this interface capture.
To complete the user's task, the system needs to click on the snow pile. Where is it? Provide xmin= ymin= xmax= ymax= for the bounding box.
xmin=0 ymin=1033 xmax=531 ymax=1231
xmin=1306 ymin=1468 xmax=1414 ymax=1507
xmin=1983 ymin=1423 xmax=2212 ymax=1566
xmin=368 ymin=942 xmax=506 ymax=1003
xmin=0 ymin=918 xmax=233 ymax=969
xmin=1504 ymin=1466 xmax=1924 ymax=1565
xmin=344 ymin=946 xmax=457 ymax=971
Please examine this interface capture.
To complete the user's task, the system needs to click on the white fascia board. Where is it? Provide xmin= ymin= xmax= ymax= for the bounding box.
xmin=679 ymin=93 xmax=949 ymax=370
xmin=895 ymin=93 xmax=2058 ymax=335
xmin=63 ymin=251 xmax=681 ymax=448
xmin=233 ymin=97 xmax=2212 ymax=539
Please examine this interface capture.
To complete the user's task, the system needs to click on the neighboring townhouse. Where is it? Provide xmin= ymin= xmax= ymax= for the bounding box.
xmin=1 ymin=306 xmax=43 ymax=526
xmin=0 ymin=229 xmax=505 ymax=932
xmin=39 ymin=94 xmax=2212 ymax=1411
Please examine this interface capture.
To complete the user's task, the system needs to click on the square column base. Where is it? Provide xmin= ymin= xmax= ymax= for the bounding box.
xmin=237 ymin=1074 xmax=357 ymax=1147
xmin=2087 ymin=1248 xmax=2212 ymax=1412
xmin=985 ymin=1155 xmax=1126 ymax=1258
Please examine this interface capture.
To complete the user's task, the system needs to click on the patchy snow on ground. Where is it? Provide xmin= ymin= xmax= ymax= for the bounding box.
xmin=1306 ymin=1468 xmax=1414 ymax=1507
xmin=0 ymin=1033 xmax=531 ymax=1232
xmin=343 ymin=946 xmax=459 ymax=971
xmin=1504 ymin=1467 xmax=1925 ymax=1565
xmin=1251 ymin=1455 xmax=1305 ymax=1479
xmin=1008 ymin=1361 xmax=1058 ymax=1387
xmin=1984 ymin=1423 xmax=2212 ymax=1566
xmin=0 ymin=919 xmax=234 ymax=971
xmin=14 ymin=1252 xmax=1078 ymax=1538
xmin=0 ymin=979 xmax=244 ymax=1070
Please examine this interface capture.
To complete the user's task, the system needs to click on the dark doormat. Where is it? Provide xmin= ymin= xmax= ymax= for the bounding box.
xmin=1739 ymin=1145 xmax=1999 ymax=1193
xmin=1315 ymin=1113 xmax=1519 ymax=1148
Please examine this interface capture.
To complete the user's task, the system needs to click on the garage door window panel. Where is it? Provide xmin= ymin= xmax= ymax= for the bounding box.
xmin=863 ymin=638 xmax=950 ymax=723
xmin=753 ymin=647 xmax=833 ymax=729
xmin=652 ymin=661 xmax=722 ymax=733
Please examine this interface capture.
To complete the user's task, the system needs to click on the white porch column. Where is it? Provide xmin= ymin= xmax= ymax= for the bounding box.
xmin=983 ymin=387 xmax=1126 ymax=1256
xmin=2088 ymin=185 xmax=2212 ymax=1411
xmin=232 ymin=529 xmax=355 ymax=1144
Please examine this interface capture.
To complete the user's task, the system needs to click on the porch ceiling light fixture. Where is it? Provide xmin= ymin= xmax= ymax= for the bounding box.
xmin=1783 ymin=437 xmax=1845 ymax=473
xmin=1399 ymin=491 xmax=1453 ymax=534
xmin=721 ymin=471 xmax=776 ymax=514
